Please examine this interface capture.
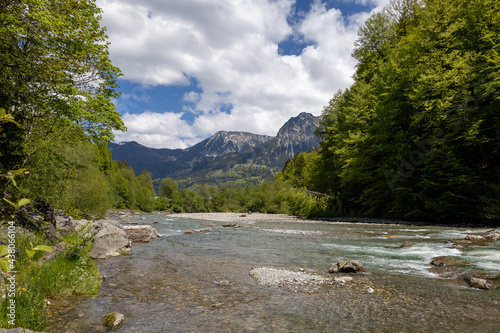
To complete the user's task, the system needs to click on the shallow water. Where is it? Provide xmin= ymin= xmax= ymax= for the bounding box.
xmin=48 ymin=214 xmax=500 ymax=332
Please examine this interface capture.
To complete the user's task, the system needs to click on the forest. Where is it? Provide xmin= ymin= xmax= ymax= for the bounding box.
xmin=1 ymin=0 xmax=499 ymax=225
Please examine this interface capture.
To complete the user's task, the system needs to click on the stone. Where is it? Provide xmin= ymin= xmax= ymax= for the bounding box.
xmin=333 ymin=276 xmax=354 ymax=283
xmin=484 ymin=227 xmax=500 ymax=241
xmin=54 ymin=209 xmax=73 ymax=228
xmin=398 ymin=241 xmax=414 ymax=248
xmin=430 ymin=256 xmax=469 ymax=267
xmin=464 ymin=235 xmax=486 ymax=241
xmin=329 ymin=260 xmax=366 ymax=274
xmin=123 ymin=225 xmax=160 ymax=243
xmin=71 ymin=219 xmax=90 ymax=230
xmin=40 ymin=242 xmax=68 ymax=263
xmin=43 ymin=223 xmax=58 ymax=243
xmin=89 ymin=219 xmax=131 ymax=259
xmin=469 ymin=277 xmax=493 ymax=290
xmin=103 ymin=312 xmax=125 ymax=331
xmin=184 ymin=228 xmax=212 ymax=235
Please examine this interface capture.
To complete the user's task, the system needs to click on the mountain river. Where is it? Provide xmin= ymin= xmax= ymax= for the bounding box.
xmin=48 ymin=213 xmax=500 ymax=332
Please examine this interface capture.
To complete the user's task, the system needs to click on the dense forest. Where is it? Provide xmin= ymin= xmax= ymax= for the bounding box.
xmin=1 ymin=0 xmax=499 ymax=225
xmin=281 ymin=0 xmax=500 ymax=223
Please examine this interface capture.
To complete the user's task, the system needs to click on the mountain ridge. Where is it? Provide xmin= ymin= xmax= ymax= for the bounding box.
xmin=108 ymin=112 xmax=320 ymax=186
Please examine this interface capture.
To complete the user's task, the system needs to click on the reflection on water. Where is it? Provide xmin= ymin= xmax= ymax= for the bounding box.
xmin=48 ymin=214 xmax=500 ymax=332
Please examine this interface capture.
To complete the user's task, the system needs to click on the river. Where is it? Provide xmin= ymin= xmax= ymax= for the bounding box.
xmin=48 ymin=213 xmax=500 ymax=332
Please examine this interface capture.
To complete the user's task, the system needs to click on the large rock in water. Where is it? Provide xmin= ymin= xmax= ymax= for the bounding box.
xmin=329 ymin=260 xmax=366 ymax=274
xmin=123 ymin=225 xmax=160 ymax=242
xmin=468 ymin=277 xmax=493 ymax=290
xmin=484 ymin=227 xmax=500 ymax=241
xmin=89 ymin=219 xmax=131 ymax=259
xmin=430 ymin=256 xmax=469 ymax=267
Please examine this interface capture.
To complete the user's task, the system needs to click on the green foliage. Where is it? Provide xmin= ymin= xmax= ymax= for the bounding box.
xmin=0 ymin=227 xmax=100 ymax=330
xmin=0 ymin=0 xmax=129 ymax=220
xmin=298 ymin=0 xmax=500 ymax=223
xmin=25 ymin=243 xmax=52 ymax=260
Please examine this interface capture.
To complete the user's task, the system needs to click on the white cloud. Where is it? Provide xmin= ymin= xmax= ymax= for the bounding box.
xmin=114 ymin=112 xmax=199 ymax=149
xmin=99 ymin=0 xmax=389 ymax=148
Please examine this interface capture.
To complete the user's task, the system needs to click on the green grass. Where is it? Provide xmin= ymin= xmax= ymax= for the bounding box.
xmin=0 ymin=224 xmax=101 ymax=331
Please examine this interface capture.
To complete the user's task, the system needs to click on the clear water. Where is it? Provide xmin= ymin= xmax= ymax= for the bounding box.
xmin=48 ymin=214 xmax=500 ymax=332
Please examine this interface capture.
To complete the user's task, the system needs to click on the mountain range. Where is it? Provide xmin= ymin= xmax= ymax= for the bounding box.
xmin=108 ymin=112 xmax=321 ymax=187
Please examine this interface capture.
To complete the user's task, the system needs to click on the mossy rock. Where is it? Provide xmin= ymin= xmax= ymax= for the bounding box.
xmin=104 ymin=312 xmax=125 ymax=331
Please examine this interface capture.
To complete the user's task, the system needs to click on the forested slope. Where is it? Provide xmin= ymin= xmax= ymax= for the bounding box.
xmin=281 ymin=0 xmax=500 ymax=223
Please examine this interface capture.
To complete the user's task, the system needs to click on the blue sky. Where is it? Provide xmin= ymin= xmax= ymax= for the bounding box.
xmin=97 ymin=0 xmax=389 ymax=148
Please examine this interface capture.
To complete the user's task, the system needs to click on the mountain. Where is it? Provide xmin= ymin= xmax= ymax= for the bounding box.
xmin=108 ymin=112 xmax=320 ymax=186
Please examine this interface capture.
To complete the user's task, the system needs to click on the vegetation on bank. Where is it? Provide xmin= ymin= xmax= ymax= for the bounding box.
xmin=0 ymin=224 xmax=101 ymax=330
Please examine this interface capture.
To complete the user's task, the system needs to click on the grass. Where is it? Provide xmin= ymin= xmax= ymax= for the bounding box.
xmin=0 ymin=223 xmax=101 ymax=331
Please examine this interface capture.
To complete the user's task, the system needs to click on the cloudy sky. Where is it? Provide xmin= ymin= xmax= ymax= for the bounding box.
xmin=97 ymin=0 xmax=389 ymax=148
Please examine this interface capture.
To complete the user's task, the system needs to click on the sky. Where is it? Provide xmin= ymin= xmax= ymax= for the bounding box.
xmin=97 ymin=0 xmax=390 ymax=149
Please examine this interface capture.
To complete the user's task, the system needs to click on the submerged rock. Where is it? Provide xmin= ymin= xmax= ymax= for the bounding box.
xmin=329 ymin=260 xmax=366 ymax=274
xmin=123 ymin=225 xmax=160 ymax=242
xmin=398 ymin=241 xmax=414 ymax=248
xmin=184 ymin=228 xmax=212 ymax=235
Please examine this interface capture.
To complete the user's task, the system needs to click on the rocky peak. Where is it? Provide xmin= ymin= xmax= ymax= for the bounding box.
xmin=277 ymin=112 xmax=320 ymax=140
xmin=273 ymin=112 xmax=320 ymax=157
xmin=200 ymin=131 xmax=272 ymax=158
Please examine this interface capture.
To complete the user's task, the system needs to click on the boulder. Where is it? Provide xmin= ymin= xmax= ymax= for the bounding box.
xmin=71 ymin=219 xmax=91 ymax=230
xmin=54 ymin=209 xmax=73 ymax=228
xmin=89 ymin=219 xmax=131 ymax=259
xmin=468 ymin=277 xmax=493 ymax=290
xmin=329 ymin=260 xmax=366 ymax=274
xmin=484 ymin=227 xmax=500 ymax=241
xmin=123 ymin=225 xmax=160 ymax=243
xmin=430 ymin=256 xmax=469 ymax=267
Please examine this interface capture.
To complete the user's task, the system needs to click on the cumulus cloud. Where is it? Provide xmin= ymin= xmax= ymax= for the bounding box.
xmin=99 ymin=0 xmax=390 ymax=148
xmin=114 ymin=112 xmax=199 ymax=149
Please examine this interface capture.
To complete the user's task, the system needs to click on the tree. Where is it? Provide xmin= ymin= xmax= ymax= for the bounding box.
xmin=0 ymin=0 xmax=125 ymax=171
xmin=312 ymin=0 xmax=500 ymax=222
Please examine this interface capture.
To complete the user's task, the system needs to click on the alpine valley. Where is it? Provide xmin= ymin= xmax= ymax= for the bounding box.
xmin=108 ymin=112 xmax=320 ymax=187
